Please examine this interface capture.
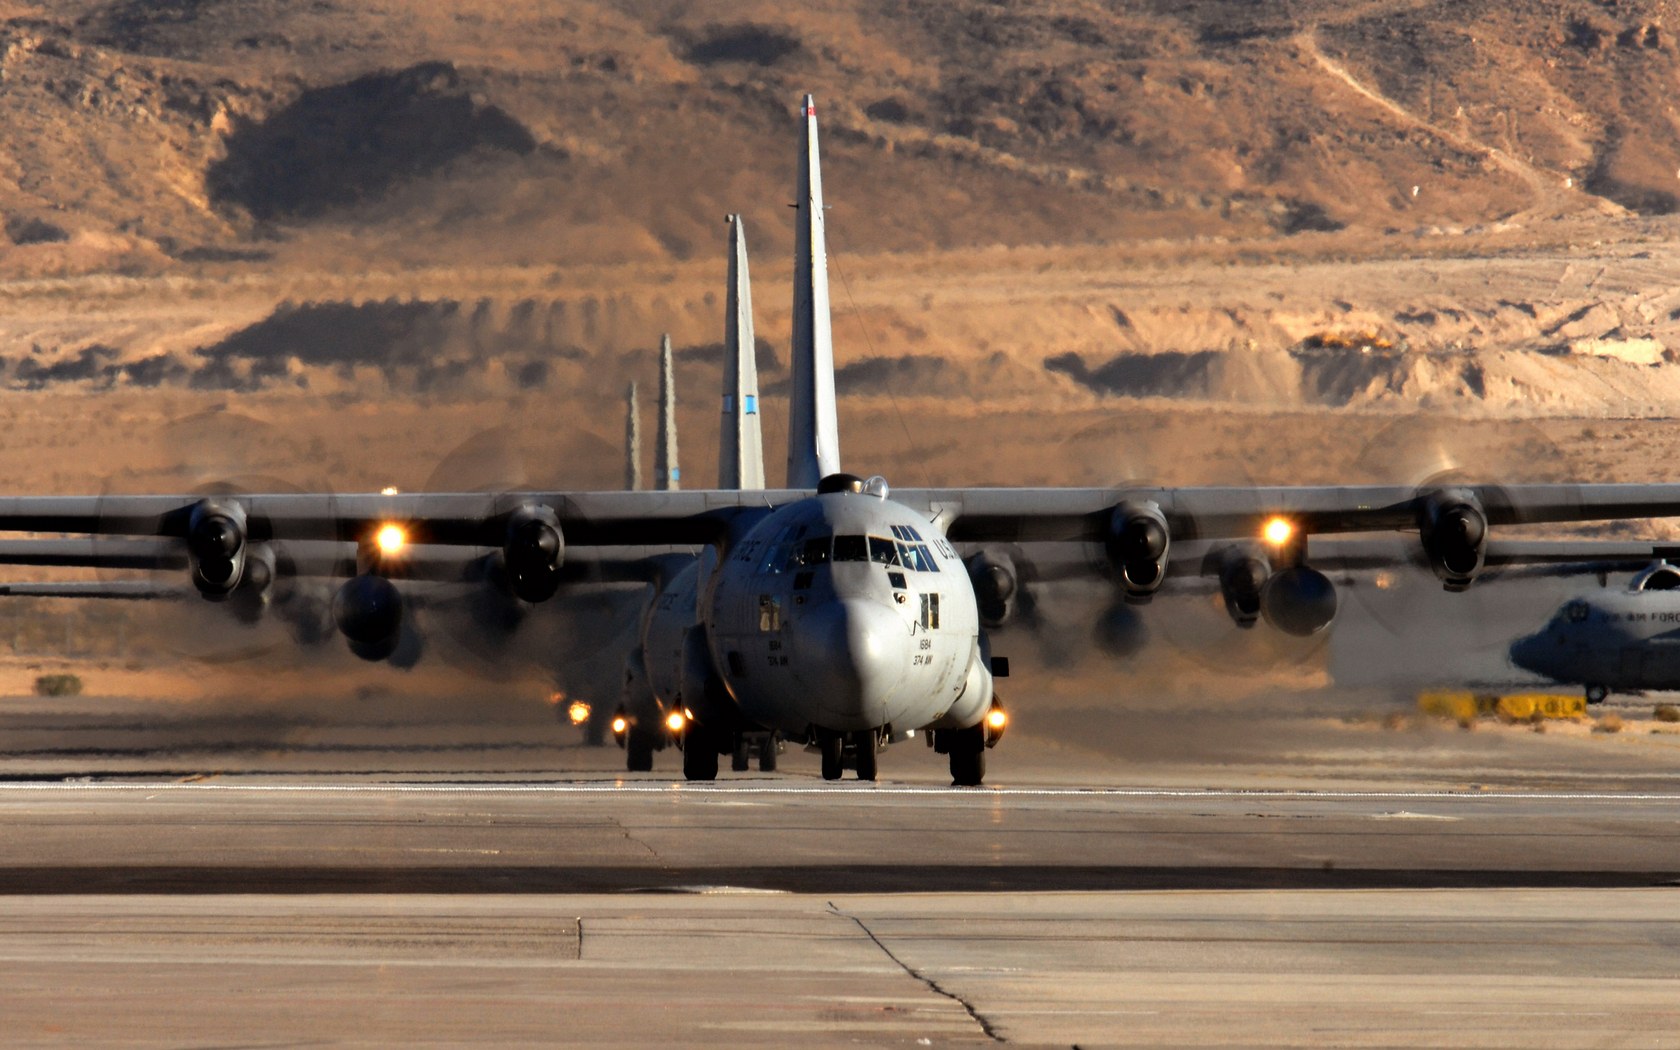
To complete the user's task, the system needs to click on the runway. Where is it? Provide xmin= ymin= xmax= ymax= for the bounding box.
xmin=0 ymin=691 xmax=1677 ymax=1045
xmin=0 ymin=779 xmax=1678 ymax=893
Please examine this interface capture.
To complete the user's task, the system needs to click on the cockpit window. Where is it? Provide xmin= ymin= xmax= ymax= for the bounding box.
xmin=869 ymin=536 xmax=900 ymax=565
xmin=900 ymin=543 xmax=937 ymax=572
xmin=797 ymin=536 xmax=832 ymax=567
xmin=833 ymin=535 xmax=869 ymax=562
xmin=1565 ymin=599 xmax=1589 ymax=623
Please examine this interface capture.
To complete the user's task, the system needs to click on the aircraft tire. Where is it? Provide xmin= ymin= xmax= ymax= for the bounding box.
xmin=683 ymin=725 xmax=719 ymax=781
xmin=819 ymin=733 xmax=844 ymax=781
xmin=758 ymin=735 xmax=779 ymax=773
xmin=948 ymin=725 xmax=986 ymax=787
xmin=731 ymin=737 xmax=750 ymax=772
xmin=1586 ymin=684 xmax=1608 ymax=705
xmin=626 ymin=727 xmax=656 ymax=772
xmin=852 ymin=730 xmax=878 ymax=781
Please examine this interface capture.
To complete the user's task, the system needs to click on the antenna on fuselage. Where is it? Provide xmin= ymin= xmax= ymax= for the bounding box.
xmin=787 ymin=93 xmax=841 ymax=490
xmin=656 ymin=334 xmax=680 ymax=491
xmin=625 ymin=381 xmax=643 ymax=491
xmin=721 ymin=215 xmax=765 ymax=490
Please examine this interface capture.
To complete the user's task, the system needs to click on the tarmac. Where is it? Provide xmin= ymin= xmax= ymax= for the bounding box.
xmin=0 ymin=689 xmax=1676 ymax=1047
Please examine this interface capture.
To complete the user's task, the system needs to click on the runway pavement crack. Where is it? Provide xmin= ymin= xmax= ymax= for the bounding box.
xmin=827 ymin=901 xmax=1004 ymax=1042
xmin=612 ymin=817 xmax=660 ymax=859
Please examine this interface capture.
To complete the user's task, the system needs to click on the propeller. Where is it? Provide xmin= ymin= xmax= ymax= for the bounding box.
xmin=414 ymin=424 xmax=634 ymax=684
xmin=1342 ymin=415 xmax=1583 ymax=655
xmin=92 ymin=409 xmax=342 ymax=665
xmin=974 ymin=414 xmax=1316 ymax=672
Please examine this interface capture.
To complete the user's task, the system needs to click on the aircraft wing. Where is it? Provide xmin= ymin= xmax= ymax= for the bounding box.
xmin=0 ymin=484 xmax=1677 ymax=548
xmin=0 ymin=580 xmax=187 ymax=600
xmin=905 ymin=484 xmax=1680 ymax=543
xmin=0 ymin=535 xmax=686 ymax=585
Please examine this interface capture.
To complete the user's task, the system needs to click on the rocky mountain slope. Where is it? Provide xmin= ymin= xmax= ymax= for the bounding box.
xmin=4 ymin=1 xmax=1680 ymax=427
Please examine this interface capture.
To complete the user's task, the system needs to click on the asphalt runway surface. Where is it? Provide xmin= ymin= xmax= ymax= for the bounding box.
xmin=0 ymin=690 xmax=1677 ymax=1047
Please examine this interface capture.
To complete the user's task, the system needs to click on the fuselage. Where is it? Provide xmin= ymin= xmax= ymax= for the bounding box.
xmin=707 ymin=488 xmax=988 ymax=736
xmin=1509 ymin=590 xmax=1680 ymax=691
xmin=640 ymin=486 xmax=990 ymax=739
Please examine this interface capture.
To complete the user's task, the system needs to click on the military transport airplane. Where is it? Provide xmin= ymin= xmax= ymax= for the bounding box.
xmin=10 ymin=95 xmax=1680 ymax=784
xmin=1509 ymin=552 xmax=1680 ymax=702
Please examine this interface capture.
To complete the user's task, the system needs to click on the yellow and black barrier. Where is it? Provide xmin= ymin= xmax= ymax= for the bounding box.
xmin=1418 ymin=690 xmax=1587 ymax=722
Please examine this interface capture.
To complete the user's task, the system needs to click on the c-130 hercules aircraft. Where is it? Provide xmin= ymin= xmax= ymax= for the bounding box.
xmin=12 ymin=95 xmax=1680 ymax=784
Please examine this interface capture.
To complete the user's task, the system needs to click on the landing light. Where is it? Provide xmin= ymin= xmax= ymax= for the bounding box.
xmin=611 ymin=716 xmax=629 ymax=735
xmin=380 ymin=486 xmax=400 ymax=496
xmin=375 ymin=523 xmax=407 ymax=556
xmin=986 ymin=708 xmax=1008 ymax=731
xmin=665 ymin=710 xmax=687 ymax=733
xmin=1262 ymin=516 xmax=1294 ymax=547
xmin=567 ymin=701 xmax=592 ymax=726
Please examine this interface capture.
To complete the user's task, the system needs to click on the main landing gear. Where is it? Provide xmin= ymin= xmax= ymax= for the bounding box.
xmin=930 ymin=699 xmax=1008 ymax=787
xmin=945 ymin=725 xmax=985 ymax=787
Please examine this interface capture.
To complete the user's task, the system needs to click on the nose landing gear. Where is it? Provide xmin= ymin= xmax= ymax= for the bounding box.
xmin=814 ymin=729 xmax=882 ymax=781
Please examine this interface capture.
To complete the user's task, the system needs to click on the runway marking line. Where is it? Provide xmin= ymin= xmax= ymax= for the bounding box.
xmin=1 ymin=783 xmax=1678 ymax=802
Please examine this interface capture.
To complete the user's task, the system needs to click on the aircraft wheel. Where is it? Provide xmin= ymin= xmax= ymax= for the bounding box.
xmin=852 ymin=730 xmax=878 ymax=781
xmin=626 ymin=726 xmax=656 ymax=773
xmin=731 ymin=736 xmax=750 ymax=772
xmin=758 ymin=734 xmax=779 ymax=773
xmin=819 ymin=733 xmax=844 ymax=781
xmin=948 ymin=725 xmax=986 ymax=787
xmin=683 ymin=724 xmax=719 ymax=781
xmin=1586 ymin=684 xmax=1608 ymax=705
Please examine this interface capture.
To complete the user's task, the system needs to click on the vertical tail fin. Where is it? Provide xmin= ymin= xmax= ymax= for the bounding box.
xmin=655 ymin=334 xmax=680 ymax=491
xmin=625 ymin=381 xmax=643 ymax=491
xmin=720 ymin=214 xmax=766 ymax=490
xmin=787 ymin=93 xmax=841 ymax=489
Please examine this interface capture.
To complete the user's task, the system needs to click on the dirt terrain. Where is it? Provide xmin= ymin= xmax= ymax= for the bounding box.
xmin=5 ymin=2 xmax=1680 ymax=707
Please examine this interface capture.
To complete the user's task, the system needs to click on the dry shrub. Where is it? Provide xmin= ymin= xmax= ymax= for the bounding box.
xmin=33 ymin=673 xmax=81 ymax=697
xmin=1592 ymin=713 xmax=1625 ymax=734
xmin=1654 ymin=704 xmax=1680 ymax=723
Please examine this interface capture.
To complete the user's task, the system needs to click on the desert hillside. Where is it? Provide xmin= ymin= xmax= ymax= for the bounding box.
xmin=2 ymin=0 xmax=1680 ymax=489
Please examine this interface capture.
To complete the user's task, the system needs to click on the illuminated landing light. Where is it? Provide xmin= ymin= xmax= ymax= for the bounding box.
xmin=1262 ymin=516 xmax=1295 ymax=547
xmin=665 ymin=710 xmax=687 ymax=733
xmin=1373 ymin=570 xmax=1395 ymax=591
xmin=611 ymin=716 xmax=629 ymax=735
xmin=567 ymin=701 xmax=592 ymax=726
xmin=986 ymin=708 xmax=1008 ymax=731
xmin=375 ymin=523 xmax=407 ymax=556
xmin=380 ymin=486 xmax=400 ymax=496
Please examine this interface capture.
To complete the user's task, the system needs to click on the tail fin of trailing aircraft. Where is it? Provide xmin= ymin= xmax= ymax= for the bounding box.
xmin=655 ymin=334 xmax=680 ymax=491
xmin=720 ymin=214 xmax=766 ymax=490
xmin=787 ymin=93 xmax=841 ymax=489
xmin=624 ymin=381 xmax=643 ymax=491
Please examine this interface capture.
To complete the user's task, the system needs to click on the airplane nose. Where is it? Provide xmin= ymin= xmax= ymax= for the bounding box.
xmin=788 ymin=599 xmax=912 ymax=728
xmin=1508 ymin=629 xmax=1554 ymax=676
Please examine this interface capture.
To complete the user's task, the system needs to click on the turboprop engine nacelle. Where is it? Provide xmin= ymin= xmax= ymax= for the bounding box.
xmin=1419 ymin=490 xmax=1488 ymax=592
xmin=1211 ymin=546 xmax=1270 ymax=629
xmin=227 ymin=544 xmax=277 ymax=625
xmin=187 ymin=499 xmax=247 ymax=600
xmin=1259 ymin=565 xmax=1338 ymax=637
xmin=1107 ymin=501 xmax=1170 ymax=603
xmin=504 ymin=505 xmax=565 ymax=604
xmin=966 ymin=548 xmax=1020 ymax=628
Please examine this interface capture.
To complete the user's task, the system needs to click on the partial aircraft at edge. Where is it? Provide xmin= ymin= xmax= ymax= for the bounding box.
xmin=8 ymin=95 xmax=1680 ymax=784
